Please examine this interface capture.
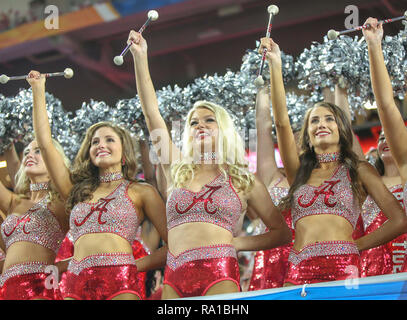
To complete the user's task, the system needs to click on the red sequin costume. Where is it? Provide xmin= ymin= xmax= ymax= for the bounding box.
xmin=55 ymin=231 xmax=73 ymax=298
xmin=284 ymin=164 xmax=361 ymax=285
xmin=403 ymin=182 xmax=407 ymax=272
xmin=164 ymin=174 xmax=242 ymax=297
xmin=63 ymin=181 xmax=146 ymax=300
xmin=248 ymin=177 xmax=294 ymax=290
xmin=131 ymin=226 xmax=150 ymax=298
xmin=57 ymin=227 xmax=150 ymax=298
xmin=360 ymin=185 xmax=407 ymax=276
xmin=0 ymin=196 xmax=64 ymax=300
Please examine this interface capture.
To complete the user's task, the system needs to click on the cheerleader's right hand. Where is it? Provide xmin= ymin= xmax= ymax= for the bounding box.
xmin=362 ymin=17 xmax=383 ymax=47
xmin=128 ymin=30 xmax=148 ymax=58
xmin=259 ymin=37 xmax=281 ymax=65
xmin=26 ymin=70 xmax=46 ymax=90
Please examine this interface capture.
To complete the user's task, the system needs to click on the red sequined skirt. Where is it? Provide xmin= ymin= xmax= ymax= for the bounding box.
xmin=360 ymin=213 xmax=407 ymax=276
xmin=0 ymin=262 xmax=62 ymax=300
xmin=249 ymin=212 xmax=294 ymax=290
xmin=284 ymin=241 xmax=360 ymax=286
xmin=249 ymin=243 xmax=293 ymax=290
xmin=62 ymin=253 xmax=145 ymax=300
xmin=56 ymin=238 xmax=149 ymax=298
xmin=163 ymin=244 xmax=240 ymax=297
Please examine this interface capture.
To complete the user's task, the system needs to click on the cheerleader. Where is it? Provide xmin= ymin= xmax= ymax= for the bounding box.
xmin=363 ymin=17 xmax=407 ymax=270
xmin=129 ymin=30 xmax=292 ymax=299
xmin=248 ymin=85 xmax=294 ymax=290
xmin=29 ymin=70 xmax=168 ymax=300
xmin=360 ymin=131 xmax=406 ymax=276
xmin=0 ymin=138 xmax=69 ymax=299
xmin=259 ymin=36 xmax=407 ymax=286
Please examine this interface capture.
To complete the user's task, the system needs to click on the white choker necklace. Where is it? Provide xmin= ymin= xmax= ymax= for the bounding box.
xmin=30 ymin=182 xmax=49 ymax=192
xmin=99 ymin=172 xmax=124 ymax=183
xmin=200 ymin=152 xmax=218 ymax=161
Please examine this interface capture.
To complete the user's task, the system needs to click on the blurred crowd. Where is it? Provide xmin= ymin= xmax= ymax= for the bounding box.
xmin=0 ymin=0 xmax=106 ymax=32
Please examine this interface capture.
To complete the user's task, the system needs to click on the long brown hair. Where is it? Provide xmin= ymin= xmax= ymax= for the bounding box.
xmin=66 ymin=122 xmax=139 ymax=211
xmin=279 ymin=102 xmax=365 ymax=210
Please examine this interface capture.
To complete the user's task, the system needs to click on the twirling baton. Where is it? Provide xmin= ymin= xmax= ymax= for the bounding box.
xmin=327 ymin=11 xmax=407 ymax=40
xmin=0 ymin=68 xmax=74 ymax=84
xmin=254 ymin=5 xmax=279 ymax=88
xmin=113 ymin=10 xmax=159 ymax=66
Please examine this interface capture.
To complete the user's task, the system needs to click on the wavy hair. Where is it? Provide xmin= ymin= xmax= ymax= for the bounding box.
xmin=170 ymin=101 xmax=254 ymax=193
xmin=14 ymin=138 xmax=71 ymax=203
xmin=279 ymin=102 xmax=365 ymax=210
xmin=66 ymin=122 xmax=139 ymax=211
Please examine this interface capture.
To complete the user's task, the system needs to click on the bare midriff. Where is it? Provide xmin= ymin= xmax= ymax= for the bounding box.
xmin=3 ymin=242 xmax=56 ymax=272
xmin=73 ymin=233 xmax=133 ymax=261
xmin=168 ymin=222 xmax=234 ymax=257
xmin=292 ymin=214 xmax=354 ymax=251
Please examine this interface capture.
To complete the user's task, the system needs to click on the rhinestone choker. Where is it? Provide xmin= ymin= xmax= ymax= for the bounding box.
xmin=30 ymin=182 xmax=49 ymax=192
xmin=316 ymin=152 xmax=341 ymax=163
xmin=200 ymin=152 xmax=218 ymax=161
xmin=99 ymin=172 xmax=124 ymax=183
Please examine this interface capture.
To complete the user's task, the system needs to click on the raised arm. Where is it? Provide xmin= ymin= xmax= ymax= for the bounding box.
xmin=138 ymin=139 xmax=157 ymax=188
xmin=355 ymin=162 xmax=407 ymax=251
xmin=130 ymin=183 xmax=168 ymax=272
xmin=155 ymin=163 xmax=168 ymax=202
xmin=232 ymin=177 xmax=291 ymax=252
xmin=260 ymin=37 xmax=299 ymax=184
xmin=322 ymin=87 xmax=335 ymax=104
xmin=334 ymin=85 xmax=365 ymax=160
xmin=0 ymin=176 xmax=15 ymax=215
xmin=255 ymin=85 xmax=281 ymax=186
xmin=129 ymin=31 xmax=180 ymax=177
xmin=363 ymin=18 xmax=407 ymax=177
xmin=3 ymin=143 xmax=20 ymax=189
xmin=27 ymin=71 xmax=72 ymax=200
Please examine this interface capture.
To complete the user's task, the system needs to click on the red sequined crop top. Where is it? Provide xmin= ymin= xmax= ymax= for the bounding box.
xmin=292 ymin=164 xmax=360 ymax=229
xmin=362 ymin=184 xmax=403 ymax=231
xmin=166 ymin=174 xmax=243 ymax=233
xmin=1 ymin=196 xmax=64 ymax=253
xmin=69 ymin=180 xmax=140 ymax=244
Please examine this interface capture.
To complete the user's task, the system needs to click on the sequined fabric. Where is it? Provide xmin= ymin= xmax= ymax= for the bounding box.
xmin=316 ymin=152 xmax=341 ymax=163
xmin=249 ymin=210 xmax=294 ymax=290
xmin=404 ymin=181 xmax=407 ymax=214
xmin=1 ymin=196 xmax=64 ymax=253
xmin=292 ymin=164 xmax=360 ymax=229
xmin=62 ymin=253 xmax=145 ymax=300
xmin=360 ymin=185 xmax=407 ymax=277
xmin=131 ymin=239 xmax=148 ymax=298
xmin=0 ymin=262 xmax=62 ymax=300
xmin=57 ymin=236 xmax=148 ymax=298
xmin=352 ymin=215 xmax=365 ymax=240
xmin=163 ymin=244 xmax=240 ymax=297
xmin=134 ymin=225 xmax=151 ymax=255
xmin=269 ymin=182 xmax=289 ymax=207
xmin=70 ymin=180 xmax=140 ymax=244
xmin=55 ymin=231 xmax=74 ymax=263
xmin=249 ymin=182 xmax=293 ymax=291
xmin=166 ymin=174 xmax=242 ymax=233
xmin=284 ymin=241 xmax=360 ymax=285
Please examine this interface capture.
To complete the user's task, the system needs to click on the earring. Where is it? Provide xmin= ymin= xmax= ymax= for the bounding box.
xmin=122 ymin=157 xmax=126 ymax=166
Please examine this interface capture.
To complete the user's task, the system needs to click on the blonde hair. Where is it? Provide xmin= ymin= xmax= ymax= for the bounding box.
xmin=14 ymin=138 xmax=71 ymax=203
xmin=66 ymin=121 xmax=139 ymax=211
xmin=170 ymin=101 xmax=254 ymax=193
